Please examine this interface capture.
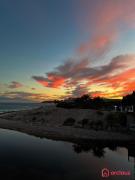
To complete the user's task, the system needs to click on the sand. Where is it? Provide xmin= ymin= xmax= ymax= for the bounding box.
xmin=0 ymin=106 xmax=134 ymax=143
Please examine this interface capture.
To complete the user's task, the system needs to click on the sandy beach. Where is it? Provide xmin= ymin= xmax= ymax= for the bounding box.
xmin=0 ymin=106 xmax=134 ymax=143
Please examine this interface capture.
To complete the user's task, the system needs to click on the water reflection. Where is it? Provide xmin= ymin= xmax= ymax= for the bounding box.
xmin=73 ymin=143 xmax=105 ymax=158
xmin=72 ymin=141 xmax=135 ymax=160
xmin=0 ymin=128 xmax=134 ymax=180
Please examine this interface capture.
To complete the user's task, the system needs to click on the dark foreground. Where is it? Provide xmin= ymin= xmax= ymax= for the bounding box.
xmin=0 ymin=128 xmax=134 ymax=180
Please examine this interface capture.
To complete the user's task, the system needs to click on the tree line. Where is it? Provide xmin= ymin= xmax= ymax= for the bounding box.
xmin=55 ymin=91 xmax=135 ymax=110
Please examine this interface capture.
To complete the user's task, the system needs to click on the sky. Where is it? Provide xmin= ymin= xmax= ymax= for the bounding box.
xmin=0 ymin=0 xmax=135 ymax=102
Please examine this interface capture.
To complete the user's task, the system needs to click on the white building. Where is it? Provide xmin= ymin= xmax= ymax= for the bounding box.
xmin=114 ymin=105 xmax=134 ymax=112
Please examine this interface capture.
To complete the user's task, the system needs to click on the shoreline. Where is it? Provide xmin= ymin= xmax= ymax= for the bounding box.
xmin=0 ymin=106 xmax=134 ymax=144
xmin=0 ymin=117 xmax=134 ymax=144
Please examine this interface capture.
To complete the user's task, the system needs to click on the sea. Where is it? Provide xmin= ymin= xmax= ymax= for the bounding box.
xmin=0 ymin=102 xmax=41 ymax=113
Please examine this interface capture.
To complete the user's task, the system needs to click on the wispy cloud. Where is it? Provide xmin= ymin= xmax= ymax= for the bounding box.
xmin=77 ymin=32 xmax=117 ymax=58
xmin=8 ymin=81 xmax=23 ymax=89
xmin=0 ymin=91 xmax=52 ymax=102
xmin=77 ymin=0 xmax=135 ymax=59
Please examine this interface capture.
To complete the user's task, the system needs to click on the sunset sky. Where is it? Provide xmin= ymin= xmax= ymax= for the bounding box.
xmin=0 ymin=0 xmax=135 ymax=102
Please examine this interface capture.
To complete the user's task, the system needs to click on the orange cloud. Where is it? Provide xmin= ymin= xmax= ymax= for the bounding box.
xmin=87 ymin=67 xmax=135 ymax=98
xmin=37 ymin=80 xmax=49 ymax=87
xmin=121 ymin=81 xmax=135 ymax=93
xmin=33 ymin=54 xmax=135 ymax=98
xmin=109 ymin=69 xmax=135 ymax=86
xmin=48 ymin=76 xmax=65 ymax=88
xmin=78 ymin=32 xmax=116 ymax=56
xmin=32 ymin=75 xmax=65 ymax=88
xmin=77 ymin=0 xmax=135 ymax=58
xmin=92 ymin=68 xmax=135 ymax=87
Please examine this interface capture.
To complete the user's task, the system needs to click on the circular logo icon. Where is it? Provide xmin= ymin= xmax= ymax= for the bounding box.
xmin=101 ymin=168 xmax=110 ymax=178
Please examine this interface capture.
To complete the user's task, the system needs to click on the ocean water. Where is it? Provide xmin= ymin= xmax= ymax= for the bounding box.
xmin=0 ymin=102 xmax=41 ymax=112
xmin=0 ymin=128 xmax=134 ymax=180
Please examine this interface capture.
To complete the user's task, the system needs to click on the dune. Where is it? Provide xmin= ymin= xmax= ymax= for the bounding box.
xmin=0 ymin=106 xmax=134 ymax=143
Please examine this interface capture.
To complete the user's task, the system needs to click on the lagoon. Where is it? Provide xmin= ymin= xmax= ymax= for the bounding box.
xmin=0 ymin=128 xmax=134 ymax=180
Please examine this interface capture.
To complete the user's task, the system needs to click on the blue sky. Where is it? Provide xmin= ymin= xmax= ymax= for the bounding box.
xmin=0 ymin=0 xmax=79 ymax=77
xmin=0 ymin=0 xmax=135 ymax=102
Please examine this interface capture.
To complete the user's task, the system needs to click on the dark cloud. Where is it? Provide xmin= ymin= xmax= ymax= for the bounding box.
xmin=69 ymin=85 xmax=89 ymax=97
xmin=31 ymin=87 xmax=36 ymax=90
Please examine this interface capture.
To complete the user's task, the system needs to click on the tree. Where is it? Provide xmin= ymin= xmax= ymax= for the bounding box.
xmin=122 ymin=91 xmax=135 ymax=106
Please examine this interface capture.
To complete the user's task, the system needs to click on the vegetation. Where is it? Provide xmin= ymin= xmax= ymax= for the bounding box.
xmin=81 ymin=118 xmax=89 ymax=127
xmin=63 ymin=118 xmax=76 ymax=126
xmin=56 ymin=93 xmax=122 ymax=110
xmin=122 ymin=91 xmax=135 ymax=107
xmin=56 ymin=94 xmax=106 ymax=109
xmin=96 ymin=120 xmax=103 ymax=130
xmin=96 ymin=110 xmax=104 ymax=116
xmin=106 ymin=112 xmax=127 ymax=130
xmin=56 ymin=90 xmax=135 ymax=111
xmin=56 ymin=91 xmax=135 ymax=132
xmin=73 ymin=143 xmax=105 ymax=158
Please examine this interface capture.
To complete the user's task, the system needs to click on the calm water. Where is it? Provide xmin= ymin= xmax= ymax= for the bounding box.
xmin=0 ymin=102 xmax=41 ymax=112
xmin=0 ymin=128 xmax=134 ymax=180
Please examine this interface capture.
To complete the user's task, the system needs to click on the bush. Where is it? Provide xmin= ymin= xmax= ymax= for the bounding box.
xmin=89 ymin=121 xmax=94 ymax=128
xmin=106 ymin=113 xmax=117 ymax=129
xmin=81 ymin=118 xmax=89 ymax=127
xmin=106 ymin=112 xmax=127 ymax=129
xmin=117 ymin=113 xmax=127 ymax=127
xmin=96 ymin=111 xmax=104 ymax=116
xmin=32 ymin=116 xmax=36 ymax=121
xmin=63 ymin=118 xmax=75 ymax=126
xmin=96 ymin=120 xmax=103 ymax=129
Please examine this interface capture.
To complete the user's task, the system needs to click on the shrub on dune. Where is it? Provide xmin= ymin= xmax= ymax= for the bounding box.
xmin=63 ymin=118 xmax=76 ymax=126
